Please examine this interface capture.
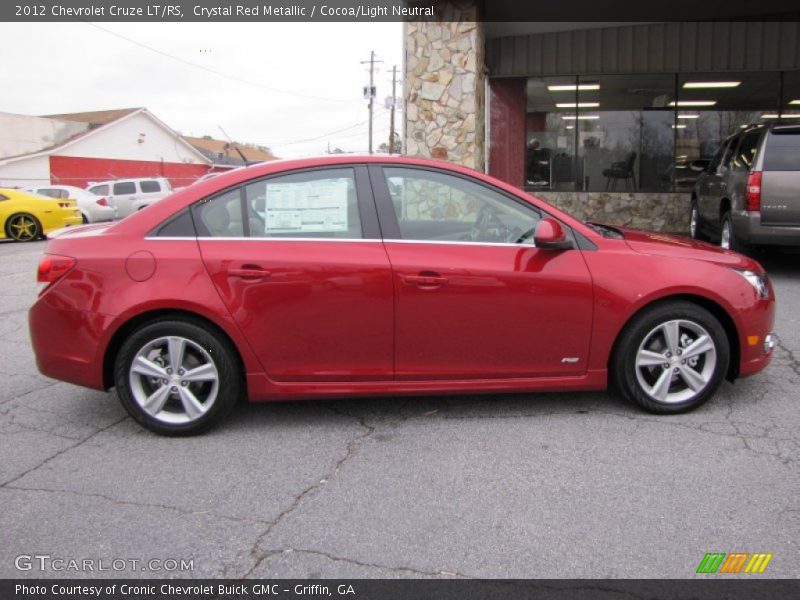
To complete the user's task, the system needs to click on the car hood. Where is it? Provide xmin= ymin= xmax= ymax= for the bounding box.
xmin=619 ymin=227 xmax=763 ymax=271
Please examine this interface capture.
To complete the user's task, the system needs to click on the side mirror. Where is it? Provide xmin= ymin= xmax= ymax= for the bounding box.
xmin=534 ymin=218 xmax=572 ymax=251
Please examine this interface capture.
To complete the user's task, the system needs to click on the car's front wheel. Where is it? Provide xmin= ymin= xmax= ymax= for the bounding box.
xmin=612 ymin=301 xmax=729 ymax=414
xmin=114 ymin=319 xmax=242 ymax=435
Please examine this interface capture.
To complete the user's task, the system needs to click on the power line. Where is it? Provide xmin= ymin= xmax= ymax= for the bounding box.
xmin=86 ymin=23 xmax=360 ymax=105
xmin=270 ymin=107 xmax=389 ymax=148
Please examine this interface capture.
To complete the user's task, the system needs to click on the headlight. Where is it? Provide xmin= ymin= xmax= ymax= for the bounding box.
xmin=731 ymin=269 xmax=769 ymax=299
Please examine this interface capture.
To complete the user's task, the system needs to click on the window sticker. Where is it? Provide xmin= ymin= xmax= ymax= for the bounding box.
xmin=264 ymin=179 xmax=350 ymax=233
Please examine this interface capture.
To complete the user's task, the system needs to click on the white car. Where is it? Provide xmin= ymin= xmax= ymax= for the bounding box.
xmin=22 ymin=185 xmax=117 ymax=223
xmin=86 ymin=177 xmax=173 ymax=218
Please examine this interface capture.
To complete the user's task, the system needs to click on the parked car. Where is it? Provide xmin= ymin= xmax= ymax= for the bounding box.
xmin=0 ymin=188 xmax=82 ymax=242
xmin=86 ymin=177 xmax=173 ymax=218
xmin=22 ymin=185 xmax=117 ymax=223
xmin=29 ymin=156 xmax=775 ymax=435
xmin=691 ymin=122 xmax=800 ymax=251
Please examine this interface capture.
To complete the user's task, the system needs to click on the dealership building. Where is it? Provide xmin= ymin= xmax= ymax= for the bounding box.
xmin=404 ymin=5 xmax=800 ymax=231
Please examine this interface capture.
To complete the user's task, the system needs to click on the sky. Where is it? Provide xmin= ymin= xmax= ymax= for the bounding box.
xmin=0 ymin=21 xmax=403 ymax=157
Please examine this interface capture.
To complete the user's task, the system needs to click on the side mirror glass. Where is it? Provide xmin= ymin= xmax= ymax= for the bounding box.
xmin=534 ymin=218 xmax=572 ymax=251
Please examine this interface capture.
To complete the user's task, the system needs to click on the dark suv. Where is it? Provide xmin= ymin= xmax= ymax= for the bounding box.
xmin=690 ymin=122 xmax=800 ymax=252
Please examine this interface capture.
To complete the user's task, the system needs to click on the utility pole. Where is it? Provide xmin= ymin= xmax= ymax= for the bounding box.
xmin=389 ymin=65 xmax=397 ymax=154
xmin=361 ymin=51 xmax=382 ymax=154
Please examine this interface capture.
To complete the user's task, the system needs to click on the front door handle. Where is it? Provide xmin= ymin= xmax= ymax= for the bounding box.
xmin=402 ymin=272 xmax=448 ymax=288
xmin=229 ymin=266 xmax=271 ymax=280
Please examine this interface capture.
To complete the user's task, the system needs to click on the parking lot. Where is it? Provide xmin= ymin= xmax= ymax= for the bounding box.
xmin=0 ymin=238 xmax=798 ymax=579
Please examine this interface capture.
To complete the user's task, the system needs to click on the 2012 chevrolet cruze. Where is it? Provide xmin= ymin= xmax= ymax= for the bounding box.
xmin=29 ymin=156 xmax=776 ymax=435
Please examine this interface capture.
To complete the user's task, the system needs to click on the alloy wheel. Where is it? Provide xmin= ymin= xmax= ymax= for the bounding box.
xmin=8 ymin=215 xmax=39 ymax=241
xmin=689 ymin=206 xmax=698 ymax=238
xmin=634 ymin=319 xmax=717 ymax=404
xmin=128 ymin=335 xmax=219 ymax=425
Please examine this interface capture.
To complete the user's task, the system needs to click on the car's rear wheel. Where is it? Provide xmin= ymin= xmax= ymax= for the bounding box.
xmin=5 ymin=213 xmax=41 ymax=242
xmin=114 ymin=319 xmax=242 ymax=435
xmin=612 ymin=301 xmax=729 ymax=414
xmin=689 ymin=201 xmax=705 ymax=240
xmin=720 ymin=210 xmax=748 ymax=254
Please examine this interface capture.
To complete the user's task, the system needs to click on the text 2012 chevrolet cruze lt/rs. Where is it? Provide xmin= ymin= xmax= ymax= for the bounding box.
xmin=29 ymin=156 xmax=776 ymax=435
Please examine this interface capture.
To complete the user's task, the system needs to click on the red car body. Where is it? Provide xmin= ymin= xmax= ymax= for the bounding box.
xmin=29 ymin=156 xmax=774 ymax=411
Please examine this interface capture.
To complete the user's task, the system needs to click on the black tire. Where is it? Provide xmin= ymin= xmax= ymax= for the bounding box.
xmin=612 ymin=301 xmax=730 ymax=414
xmin=689 ymin=200 xmax=706 ymax=241
xmin=114 ymin=318 xmax=243 ymax=435
xmin=81 ymin=213 xmax=89 ymax=224
xmin=5 ymin=213 xmax=42 ymax=242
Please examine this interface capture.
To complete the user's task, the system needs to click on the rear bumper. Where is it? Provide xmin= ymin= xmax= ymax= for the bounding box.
xmin=29 ymin=298 xmax=109 ymax=390
xmin=733 ymin=211 xmax=800 ymax=246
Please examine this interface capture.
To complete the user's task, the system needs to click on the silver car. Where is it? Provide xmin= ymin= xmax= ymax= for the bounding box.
xmin=691 ymin=122 xmax=800 ymax=252
xmin=23 ymin=185 xmax=117 ymax=223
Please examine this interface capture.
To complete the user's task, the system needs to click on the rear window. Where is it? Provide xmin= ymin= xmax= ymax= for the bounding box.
xmin=140 ymin=180 xmax=161 ymax=193
xmin=763 ymin=130 xmax=800 ymax=171
xmin=113 ymin=182 xmax=137 ymax=195
xmin=35 ymin=188 xmax=61 ymax=199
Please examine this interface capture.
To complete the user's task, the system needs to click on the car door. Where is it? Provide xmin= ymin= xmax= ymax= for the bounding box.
xmin=195 ymin=165 xmax=393 ymax=382
xmin=370 ymin=165 xmax=594 ymax=380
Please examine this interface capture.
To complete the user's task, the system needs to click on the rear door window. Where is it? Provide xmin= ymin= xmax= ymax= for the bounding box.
xmin=113 ymin=182 xmax=137 ymax=195
xmin=763 ymin=129 xmax=800 ymax=171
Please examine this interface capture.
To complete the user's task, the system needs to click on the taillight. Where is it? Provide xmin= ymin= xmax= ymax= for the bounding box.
xmin=37 ymin=254 xmax=76 ymax=285
xmin=745 ymin=171 xmax=762 ymax=212
xmin=96 ymin=197 xmax=108 ymax=206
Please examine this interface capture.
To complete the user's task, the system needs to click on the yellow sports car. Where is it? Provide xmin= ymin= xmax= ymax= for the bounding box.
xmin=0 ymin=188 xmax=83 ymax=242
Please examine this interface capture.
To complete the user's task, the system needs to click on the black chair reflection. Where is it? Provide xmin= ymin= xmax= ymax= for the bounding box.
xmin=602 ymin=152 xmax=637 ymax=191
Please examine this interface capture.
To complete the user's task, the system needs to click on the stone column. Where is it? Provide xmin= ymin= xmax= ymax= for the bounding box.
xmin=404 ymin=2 xmax=485 ymax=171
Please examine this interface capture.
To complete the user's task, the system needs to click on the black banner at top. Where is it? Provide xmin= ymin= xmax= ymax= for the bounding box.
xmin=2 ymin=0 xmax=800 ymax=22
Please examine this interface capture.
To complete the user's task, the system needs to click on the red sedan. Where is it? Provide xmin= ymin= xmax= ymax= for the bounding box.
xmin=29 ymin=156 xmax=776 ymax=435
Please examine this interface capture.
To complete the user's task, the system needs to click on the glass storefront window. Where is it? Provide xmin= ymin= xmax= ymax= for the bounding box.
xmin=525 ymin=77 xmax=577 ymax=191
xmin=780 ymin=71 xmax=800 ymax=121
xmin=673 ymin=72 xmax=778 ymax=191
xmin=523 ymin=71 xmax=793 ymax=192
xmin=577 ymin=74 xmax=675 ymax=193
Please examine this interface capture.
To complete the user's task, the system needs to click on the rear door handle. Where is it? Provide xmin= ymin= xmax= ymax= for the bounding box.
xmin=228 ymin=267 xmax=271 ymax=280
xmin=402 ymin=273 xmax=448 ymax=288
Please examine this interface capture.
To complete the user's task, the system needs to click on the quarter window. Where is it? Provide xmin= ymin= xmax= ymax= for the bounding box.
xmin=244 ymin=168 xmax=362 ymax=239
xmin=733 ymin=130 xmax=761 ymax=170
xmin=383 ymin=167 xmax=542 ymax=245
xmin=193 ymin=189 xmax=244 ymax=237
xmin=140 ymin=180 xmax=161 ymax=193
xmin=89 ymin=184 xmax=109 ymax=195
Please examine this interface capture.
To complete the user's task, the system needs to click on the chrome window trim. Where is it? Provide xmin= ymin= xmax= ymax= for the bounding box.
xmin=383 ymin=239 xmax=536 ymax=249
xmin=144 ymin=236 xmax=378 ymax=242
xmin=144 ymin=237 xmax=538 ymax=248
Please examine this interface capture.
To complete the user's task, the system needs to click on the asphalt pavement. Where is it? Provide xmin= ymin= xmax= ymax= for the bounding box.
xmin=1 ymin=239 xmax=797 ymax=579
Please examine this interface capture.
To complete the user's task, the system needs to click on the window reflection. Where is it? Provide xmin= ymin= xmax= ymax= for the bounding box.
xmin=524 ymin=71 xmax=788 ymax=192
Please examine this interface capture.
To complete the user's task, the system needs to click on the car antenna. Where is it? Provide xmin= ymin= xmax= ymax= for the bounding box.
xmin=217 ymin=125 xmax=250 ymax=166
